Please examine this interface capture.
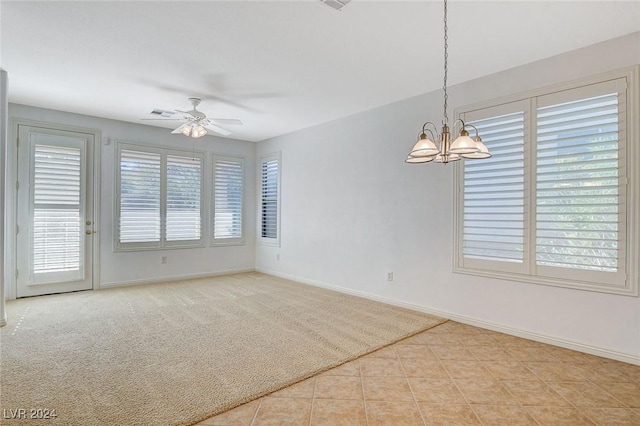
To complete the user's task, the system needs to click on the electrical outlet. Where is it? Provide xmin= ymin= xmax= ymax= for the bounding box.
xmin=161 ymin=256 xmax=167 ymax=264
xmin=387 ymin=272 xmax=394 ymax=281
xmin=276 ymin=253 xmax=280 ymax=261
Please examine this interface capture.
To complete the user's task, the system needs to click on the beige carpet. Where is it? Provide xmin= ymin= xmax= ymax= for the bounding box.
xmin=0 ymin=272 xmax=445 ymax=426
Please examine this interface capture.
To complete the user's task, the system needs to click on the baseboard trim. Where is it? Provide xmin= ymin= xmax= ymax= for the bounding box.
xmin=257 ymin=268 xmax=640 ymax=366
xmin=100 ymin=268 xmax=256 ymax=289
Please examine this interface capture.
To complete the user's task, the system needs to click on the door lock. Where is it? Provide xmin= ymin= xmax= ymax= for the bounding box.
xmin=85 ymin=230 xmax=94 ymax=235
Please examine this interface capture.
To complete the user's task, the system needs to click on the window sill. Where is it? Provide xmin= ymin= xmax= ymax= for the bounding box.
xmin=453 ymin=266 xmax=638 ymax=297
xmin=114 ymin=241 xmax=206 ymax=252
xmin=211 ymin=239 xmax=246 ymax=247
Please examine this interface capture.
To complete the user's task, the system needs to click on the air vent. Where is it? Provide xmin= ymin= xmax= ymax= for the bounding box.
xmin=150 ymin=109 xmax=175 ymax=118
xmin=320 ymin=0 xmax=351 ymax=11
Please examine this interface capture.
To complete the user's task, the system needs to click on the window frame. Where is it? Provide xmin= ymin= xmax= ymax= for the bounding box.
xmin=258 ymin=152 xmax=281 ymax=247
xmin=115 ymin=141 xmax=205 ymax=252
xmin=454 ymin=67 xmax=639 ymax=296
xmin=211 ymin=153 xmax=245 ymax=246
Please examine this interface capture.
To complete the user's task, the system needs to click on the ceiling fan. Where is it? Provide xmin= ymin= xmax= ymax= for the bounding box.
xmin=142 ymin=98 xmax=243 ymax=138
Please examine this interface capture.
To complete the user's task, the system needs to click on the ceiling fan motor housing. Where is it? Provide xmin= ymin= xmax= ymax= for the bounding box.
xmin=188 ymin=98 xmax=206 ymax=119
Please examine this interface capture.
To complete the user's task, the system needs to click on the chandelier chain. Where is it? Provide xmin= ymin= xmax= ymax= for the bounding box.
xmin=442 ymin=0 xmax=448 ymax=124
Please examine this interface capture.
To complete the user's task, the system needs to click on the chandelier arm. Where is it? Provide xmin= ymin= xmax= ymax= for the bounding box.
xmin=420 ymin=128 xmax=437 ymax=142
xmin=452 ymin=118 xmax=465 ymax=133
xmin=422 ymin=121 xmax=439 ymax=135
xmin=464 ymin=123 xmax=480 ymax=138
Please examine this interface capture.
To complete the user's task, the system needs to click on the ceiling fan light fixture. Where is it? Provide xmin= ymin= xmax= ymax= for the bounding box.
xmin=180 ymin=122 xmax=207 ymax=138
xmin=192 ymin=124 xmax=207 ymax=138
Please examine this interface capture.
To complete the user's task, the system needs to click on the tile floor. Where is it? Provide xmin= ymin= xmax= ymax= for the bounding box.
xmin=198 ymin=321 xmax=640 ymax=425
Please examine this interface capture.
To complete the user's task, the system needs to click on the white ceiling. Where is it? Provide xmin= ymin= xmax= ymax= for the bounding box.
xmin=1 ymin=1 xmax=639 ymax=142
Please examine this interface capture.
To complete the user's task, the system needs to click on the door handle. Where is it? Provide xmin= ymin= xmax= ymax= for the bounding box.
xmin=85 ymin=230 xmax=94 ymax=235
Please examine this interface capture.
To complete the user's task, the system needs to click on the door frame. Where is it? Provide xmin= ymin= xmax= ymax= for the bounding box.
xmin=5 ymin=118 xmax=101 ymax=300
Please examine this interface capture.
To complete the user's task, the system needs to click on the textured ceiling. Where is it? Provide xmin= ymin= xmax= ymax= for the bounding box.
xmin=1 ymin=1 xmax=639 ymax=142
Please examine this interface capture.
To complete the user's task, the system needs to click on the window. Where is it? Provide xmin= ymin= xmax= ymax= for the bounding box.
xmin=260 ymin=153 xmax=280 ymax=245
xmin=116 ymin=143 xmax=204 ymax=250
xmin=213 ymin=155 xmax=244 ymax=245
xmin=455 ymin=69 xmax=638 ymax=295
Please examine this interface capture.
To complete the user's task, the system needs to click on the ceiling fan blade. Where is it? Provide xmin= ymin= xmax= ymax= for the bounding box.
xmin=171 ymin=123 xmax=189 ymax=134
xmin=175 ymin=109 xmax=196 ymax=117
xmin=209 ymin=118 xmax=243 ymax=126
xmin=204 ymin=123 xmax=232 ymax=136
xmin=140 ymin=118 xmax=186 ymax=121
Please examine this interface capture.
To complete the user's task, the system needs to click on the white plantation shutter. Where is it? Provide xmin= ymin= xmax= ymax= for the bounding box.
xmin=535 ymin=80 xmax=626 ymax=286
xmin=119 ymin=149 xmax=161 ymax=245
xmin=166 ymin=154 xmax=202 ymax=243
xmin=32 ymin=144 xmax=82 ymax=276
xmin=117 ymin=144 xmax=204 ymax=249
xmin=261 ymin=156 xmax=279 ymax=241
xmin=536 ymin=94 xmax=619 ymax=271
xmin=455 ymin=74 xmax=633 ymax=294
xmin=460 ymin=102 xmax=527 ymax=273
xmin=213 ymin=156 xmax=244 ymax=242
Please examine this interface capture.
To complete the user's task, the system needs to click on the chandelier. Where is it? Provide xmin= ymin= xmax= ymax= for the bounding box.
xmin=405 ymin=0 xmax=491 ymax=164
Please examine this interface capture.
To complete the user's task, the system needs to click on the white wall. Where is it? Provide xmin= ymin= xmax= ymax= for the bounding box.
xmin=5 ymin=104 xmax=256 ymax=294
xmin=256 ymin=32 xmax=640 ymax=363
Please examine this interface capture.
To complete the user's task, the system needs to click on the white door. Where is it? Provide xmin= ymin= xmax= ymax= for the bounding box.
xmin=16 ymin=125 xmax=94 ymax=297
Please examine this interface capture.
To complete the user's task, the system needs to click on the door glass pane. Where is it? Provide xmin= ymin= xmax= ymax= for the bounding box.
xmin=32 ymin=144 xmax=81 ymax=274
